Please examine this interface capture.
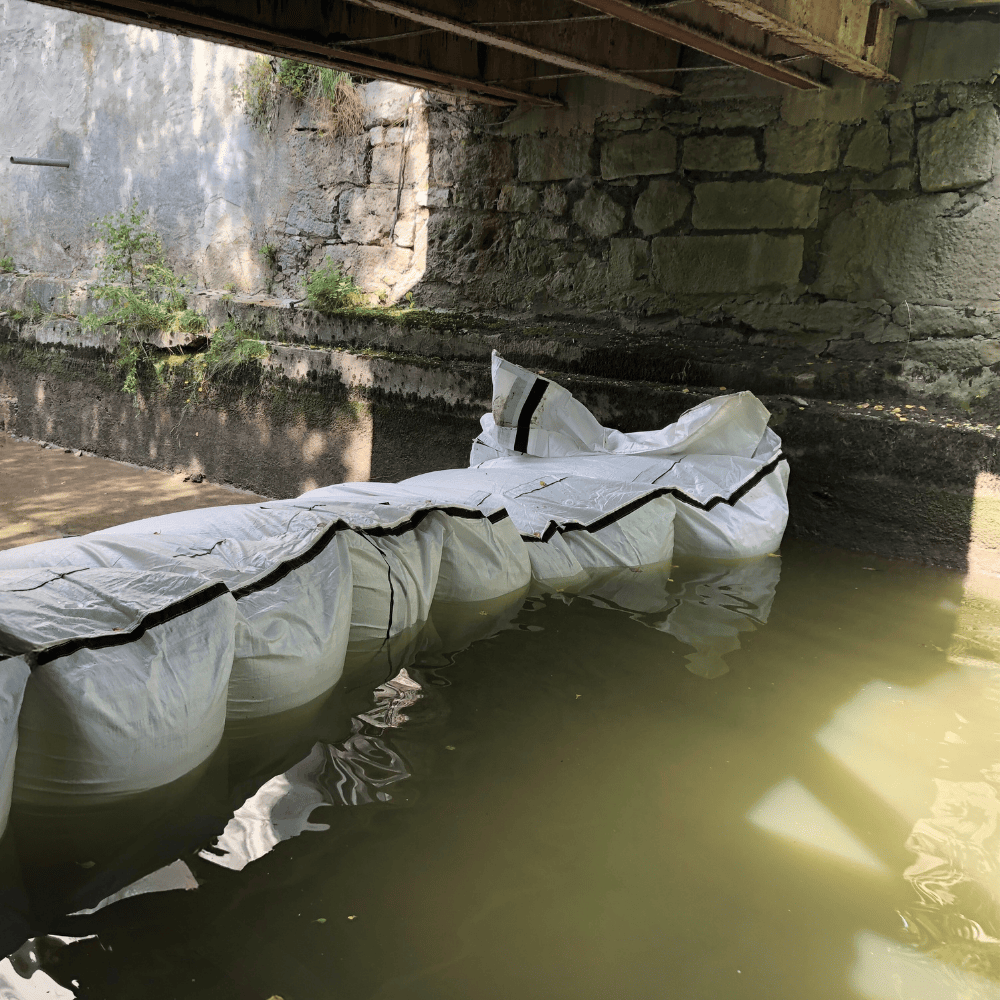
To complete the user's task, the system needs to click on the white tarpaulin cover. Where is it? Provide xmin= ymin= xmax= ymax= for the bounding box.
xmin=402 ymin=466 xmax=675 ymax=593
xmin=0 ymin=567 xmax=235 ymax=804
xmin=469 ymin=352 xmax=789 ymax=559
xmin=295 ymin=481 xmax=530 ymax=604
xmin=0 ymin=519 xmax=354 ymax=722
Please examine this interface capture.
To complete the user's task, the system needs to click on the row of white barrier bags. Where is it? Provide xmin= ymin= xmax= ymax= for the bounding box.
xmin=0 ymin=463 xmax=682 ymax=832
xmin=0 ymin=354 xmax=788 ymax=835
xmin=468 ymin=352 xmax=790 ymax=561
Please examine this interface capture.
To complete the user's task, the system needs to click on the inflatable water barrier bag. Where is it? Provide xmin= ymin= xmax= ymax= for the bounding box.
xmin=402 ymin=466 xmax=676 ymax=593
xmin=294 ymin=480 xmax=531 ymax=605
xmin=470 ymin=352 xmax=789 ymax=560
xmin=0 ymin=514 xmax=354 ymax=723
xmin=0 ymin=567 xmax=236 ymax=806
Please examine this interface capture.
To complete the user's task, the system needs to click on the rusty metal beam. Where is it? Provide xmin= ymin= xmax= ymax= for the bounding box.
xmin=25 ymin=0 xmax=564 ymax=107
xmin=696 ymin=1 xmax=899 ymax=82
xmin=343 ymin=0 xmax=680 ymax=97
xmin=572 ymin=0 xmax=827 ymax=90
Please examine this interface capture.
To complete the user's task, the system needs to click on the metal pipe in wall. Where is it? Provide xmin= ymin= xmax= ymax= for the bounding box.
xmin=9 ymin=157 xmax=70 ymax=167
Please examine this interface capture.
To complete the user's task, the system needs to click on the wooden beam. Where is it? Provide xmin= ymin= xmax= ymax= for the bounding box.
xmin=573 ymin=0 xmax=828 ymax=90
xmin=24 ymin=0 xmax=564 ymax=107
xmin=343 ymin=0 xmax=680 ymax=97
xmin=696 ymin=1 xmax=899 ymax=82
xmin=889 ymin=0 xmax=928 ymax=17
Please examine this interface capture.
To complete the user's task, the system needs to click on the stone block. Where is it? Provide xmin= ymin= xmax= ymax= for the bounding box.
xmin=497 ymin=184 xmax=540 ymax=213
xmin=338 ymin=187 xmax=396 ymax=244
xmin=601 ymin=130 xmax=677 ymax=180
xmin=889 ymin=110 xmax=914 ymax=165
xmin=609 ymin=238 xmax=650 ymax=292
xmin=682 ymin=135 xmax=759 ymax=172
xmin=360 ymin=81 xmax=416 ymax=127
xmin=918 ymin=105 xmax=1000 ymax=192
xmin=542 ymin=184 xmax=568 ymax=216
xmin=907 ymin=337 xmax=984 ymax=369
xmin=518 ymin=135 xmax=592 ymax=182
xmin=633 ymin=179 xmax=690 ymax=235
xmin=844 ymin=123 xmax=890 ymax=172
xmin=571 ymin=188 xmax=625 ymax=239
xmin=850 ymin=166 xmax=915 ymax=191
xmin=514 ymin=218 xmax=569 ymax=241
xmin=698 ymin=100 xmax=780 ymax=130
xmin=692 ymin=180 xmax=821 ymax=230
xmin=890 ymin=303 xmax=1000 ymax=339
xmin=416 ymin=187 xmax=450 ymax=208
xmin=765 ymin=120 xmax=841 ymax=174
xmin=813 ymin=192 xmax=1000 ymax=302
xmin=370 ymin=145 xmax=404 ymax=186
xmin=651 ymin=234 xmax=803 ymax=294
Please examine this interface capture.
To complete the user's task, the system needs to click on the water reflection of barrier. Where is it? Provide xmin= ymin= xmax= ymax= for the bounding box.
xmin=581 ymin=556 xmax=782 ymax=679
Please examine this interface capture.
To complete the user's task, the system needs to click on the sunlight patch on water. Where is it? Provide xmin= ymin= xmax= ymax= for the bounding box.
xmin=748 ymin=778 xmax=889 ymax=875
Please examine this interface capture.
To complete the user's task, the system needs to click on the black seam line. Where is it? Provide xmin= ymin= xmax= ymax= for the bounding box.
xmin=518 ymin=454 xmax=787 ymax=543
xmin=513 ymin=378 xmax=549 ymax=455
xmin=229 ymin=507 xmax=510 ymax=601
xmin=231 ymin=520 xmax=351 ymax=601
xmin=27 ymin=581 xmax=230 ymax=670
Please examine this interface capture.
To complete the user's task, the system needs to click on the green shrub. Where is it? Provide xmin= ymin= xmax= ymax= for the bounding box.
xmin=0 ymin=255 xmax=14 ymax=273
xmin=305 ymin=260 xmax=363 ymax=313
xmin=277 ymin=59 xmax=316 ymax=102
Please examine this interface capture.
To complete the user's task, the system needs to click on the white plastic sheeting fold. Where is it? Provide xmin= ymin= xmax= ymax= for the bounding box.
xmin=469 ymin=352 xmax=789 ymax=559
xmin=0 ymin=568 xmax=235 ymax=804
xmin=402 ymin=466 xmax=675 ymax=593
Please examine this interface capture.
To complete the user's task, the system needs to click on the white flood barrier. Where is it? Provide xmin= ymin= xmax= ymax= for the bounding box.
xmin=0 ymin=567 xmax=236 ymax=806
xmin=294 ymin=481 xmax=531 ymax=604
xmin=0 ymin=516 xmax=354 ymax=723
xmin=402 ymin=466 xmax=676 ymax=593
xmin=470 ymin=353 xmax=789 ymax=560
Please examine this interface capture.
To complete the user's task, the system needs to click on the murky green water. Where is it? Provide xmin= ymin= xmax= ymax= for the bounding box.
xmin=4 ymin=538 xmax=1000 ymax=1000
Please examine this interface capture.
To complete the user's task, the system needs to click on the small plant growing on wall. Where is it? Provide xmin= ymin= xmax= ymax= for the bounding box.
xmin=0 ymin=255 xmax=14 ymax=274
xmin=258 ymin=242 xmax=279 ymax=294
xmin=305 ymin=260 xmax=364 ymax=313
xmin=201 ymin=318 xmax=269 ymax=381
xmin=233 ymin=55 xmax=280 ymax=134
xmin=83 ymin=201 xmax=207 ymax=396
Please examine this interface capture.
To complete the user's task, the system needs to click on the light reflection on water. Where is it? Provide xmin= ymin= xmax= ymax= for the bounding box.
xmin=7 ymin=539 xmax=1000 ymax=998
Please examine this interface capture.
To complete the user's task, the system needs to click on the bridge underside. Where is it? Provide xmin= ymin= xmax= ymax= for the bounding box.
xmin=24 ymin=0 xmax=960 ymax=107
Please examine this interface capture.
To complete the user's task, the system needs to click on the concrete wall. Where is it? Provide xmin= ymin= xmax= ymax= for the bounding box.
xmin=0 ymin=0 xmax=426 ymax=301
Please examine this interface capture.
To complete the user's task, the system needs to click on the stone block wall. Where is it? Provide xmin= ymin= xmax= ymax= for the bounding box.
xmin=417 ymin=15 xmax=1000 ymax=409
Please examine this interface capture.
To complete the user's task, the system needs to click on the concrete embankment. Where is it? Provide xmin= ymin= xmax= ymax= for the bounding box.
xmin=2 ymin=277 xmax=999 ymax=573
